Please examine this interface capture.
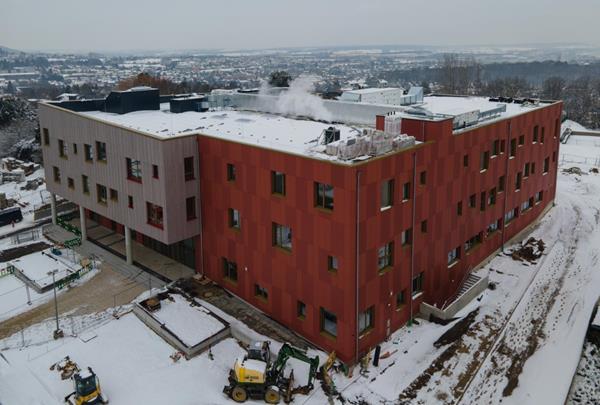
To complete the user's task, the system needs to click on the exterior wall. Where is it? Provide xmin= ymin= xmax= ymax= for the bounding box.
xmin=39 ymin=104 xmax=201 ymax=245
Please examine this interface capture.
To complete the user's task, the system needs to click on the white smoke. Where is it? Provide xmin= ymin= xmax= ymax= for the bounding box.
xmin=259 ymin=76 xmax=333 ymax=122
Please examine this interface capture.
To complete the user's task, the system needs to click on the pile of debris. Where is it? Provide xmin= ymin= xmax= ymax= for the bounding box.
xmin=509 ymin=237 xmax=545 ymax=263
xmin=50 ymin=356 xmax=80 ymax=380
xmin=0 ymin=157 xmax=40 ymax=184
xmin=562 ymin=166 xmax=584 ymax=176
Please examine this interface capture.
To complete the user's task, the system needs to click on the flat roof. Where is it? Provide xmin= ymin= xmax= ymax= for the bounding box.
xmin=344 ymin=87 xmax=402 ymax=94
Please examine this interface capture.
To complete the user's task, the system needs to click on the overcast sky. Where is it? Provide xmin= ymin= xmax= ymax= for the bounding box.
xmin=1 ymin=0 xmax=599 ymax=52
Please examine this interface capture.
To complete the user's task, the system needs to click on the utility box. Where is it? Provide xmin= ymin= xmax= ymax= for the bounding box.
xmin=105 ymin=87 xmax=160 ymax=114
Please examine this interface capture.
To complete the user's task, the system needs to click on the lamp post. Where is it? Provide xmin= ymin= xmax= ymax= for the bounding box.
xmin=47 ymin=269 xmax=63 ymax=339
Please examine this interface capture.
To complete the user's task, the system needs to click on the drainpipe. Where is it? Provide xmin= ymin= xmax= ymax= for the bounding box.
xmin=409 ymin=151 xmax=417 ymax=325
xmin=354 ymin=170 xmax=361 ymax=363
xmin=196 ymin=138 xmax=205 ymax=276
xmin=501 ymin=122 xmax=511 ymax=253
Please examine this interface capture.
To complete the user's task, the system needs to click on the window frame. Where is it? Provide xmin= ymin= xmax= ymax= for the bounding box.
xmin=380 ymin=179 xmax=394 ymax=209
xmin=315 ymin=182 xmax=334 ymax=211
xmin=96 ymin=184 xmax=107 ymax=205
xmin=184 ymin=156 xmax=195 ymax=181
xmin=228 ymin=208 xmax=241 ymax=230
xmin=412 ymin=272 xmax=424 ymax=297
xmin=222 ymin=258 xmax=238 ymax=283
xmin=146 ymin=201 xmax=164 ymax=229
xmin=377 ymin=241 xmax=394 ymax=272
xmin=227 ymin=163 xmax=236 ymax=182
xmin=126 ymin=158 xmax=142 ymax=182
xmin=320 ymin=307 xmax=337 ymax=339
xmin=271 ymin=171 xmax=286 ymax=196
xmin=95 ymin=141 xmax=107 ymax=162
xmin=358 ymin=306 xmax=375 ymax=336
xmin=84 ymin=144 xmax=93 ymax=162
xmin=272 ymin=222 xmax=292 ymax=251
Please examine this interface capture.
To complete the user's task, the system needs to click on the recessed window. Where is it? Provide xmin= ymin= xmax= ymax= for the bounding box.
xmin=533 ymin=125 xmax=539 ymax=143
xmin=126 ymin=158 xmax=142 ymax=182
xmin=465 ymin=233 xmax=482 ymax=252
xmin=535 ymin=190 xmax=544 ymax=203
xmin=67 ymin=177 xmax=74 ymax=189
xmin=229 ymin=208 xmax=241 ymax=229
xmin=315 ymin=182 xmax=334 ymax=210
xmin=358 ymin=306 xmax=374 ymax=335
xmin=419 ymin=171 xmax=427 ymax=185
xmin=128 ymin=195 xmax=134 ymax=209
xmin=505 ymin=207 xmax=518 ymax=224
xmin=488 ymin=188 xmax=497 ymax=206
xmin=401 ymin=228 xmax=412 ymax=246
xmin=327 ymin=255 xmax=338 ymax=273
xmin=421 ymin=220 xmax=428 ymax=233
xmin=499 ymin=176 xmax=506 ymax=192
xmin=96 ymin=141 xmax=107 ymax=162
xmin=488 ymin=219 xmax=501 ymax=233
xmin=492 ymin=140 xmax=500 ymax=156
xmin=43 ymin=128 xmax=50 ymax=145
xmin=227 ymin=163 xmax=236 ymax=181
xmin=552 ymin=151 xmax=556 ymax=163
xmin=402 ymin=182 xmax=411 ymax=201
xmin=255 ymin=284 xmax=268 ymax=301
xmin=184 ymin=157 xmax=194 ymax=181
xmin=457 ymin=201 xmax=463 ymax=216
xmin=97 ymin=184 xmax=107 ymax=205
xmin=152 ymin=164 xmax=159 ymax=179
xmin=272 ymin=222 xmax=292 ymax=251
xmin=518 ymin=134 xmax=525 ymax=146
xmin=510 ymin=139 xmax=517 ymax=157
xmin=381 ymin=179 xmax=394 ymax=209
xmin=521 ymin=198 xmax=534 ymax=212
xmin=297 ymin=301 xmax=306 ymax=319
xmin=469 ymin=194 xmax=476 ymax=208
xmin=320 ymin=307 xmax=337 ymax=338
xmin=541 ymin=127 xmax=545 ymax=144
xmin=271 ymin=171 xmax=286 ymax=196
xmin=186 ymin=197 xmax=196 ymax=220
xmin=84 ymin=144 xmax=93 ymax=162
xmin=515 ymin=172 xmax=522 ymax=191
xmin=463 ymin=154 xmax=469 ymax=167
xmin=58 ymin=139 xmax=67 ymax=158
xmin=396 ymin=290 xmax=406 ymax=309
xmin=480 ymin=151 xmax=490 ymax=171
xmin=377 ymin=242 xmax=394 ymax=272
xmin=448 ymin=247 xmax=460 ymax=266
xmin=52 ymin=166 xmax=61 ymax=183
xmin=543 ymin=157 xmax=549 ymax=173
xmin=146 ymin=202 xmax=164 ymax=229
xmin=72 ymin=143 xmax=78 ymax=155
xmin=412 ymin=272 xmax=424 ymax=296
xmin=222 ymin=258 xmax=238 ymax=282
xmin=524 ymin=162 xmax=531 ymax=177
xmin=109 ymin=188 xmax=118 ymax=202
xmin=500 ymin=139 xmax=506 ymax=154
xmin=82 ymin=175 xmax=89 ymax=194
xmin=531 ymin=162 xmax=536 ymax=174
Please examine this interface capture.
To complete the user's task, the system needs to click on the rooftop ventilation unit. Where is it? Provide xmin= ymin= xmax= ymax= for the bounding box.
xmin=104 ymin=87 xmax=159 ymax=114
xmin=169 ymin=95 xmax=208 ymax=113
xmin=323 ymin=127 xmax=341 ymax=145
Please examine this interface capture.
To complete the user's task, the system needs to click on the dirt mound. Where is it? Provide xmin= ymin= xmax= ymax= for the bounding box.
xmin=0 ymin=241 xmax=50 ymax=262
xmin=509 ymin=237 xmax=545 ymax=263
xmin=434 ymin=309 xmax=479 ymax=348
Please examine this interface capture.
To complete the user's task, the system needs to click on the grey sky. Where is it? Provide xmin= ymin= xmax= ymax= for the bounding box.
xmin=1 ymin=0 xmax=598 ymax=52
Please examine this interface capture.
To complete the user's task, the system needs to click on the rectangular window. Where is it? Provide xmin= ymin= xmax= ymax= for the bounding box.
xmin=531 ymin=162 xmax=536 ymax=174
xmin=480 ymin=151 xmax=490 ymax=171
xmin=463 ymin=154 xmax=469 ymax=167
xmin=524 ymin=162 xmax=530 ymax=177
xmin=401 ymin=228 xmax=412 ymax=246
xmin=396 ymin=290 xmax=406 ymax=309
xmin=500 ymin=139 xmax=506 ymax=154
xmin=97 ymin=184 xmax=107 ymax=205
xmin=53 ymin=166 xmax=61 ymax=183
xmin=82 ymin=175 xmax=89 ymax=194
xmin=255 ymin=284 xmax=268 ymax=301
xmin=271 ymin=171 xmax=286 ymax=196
xmin=73 ymin=143 xmax=78 ymax=155
xmin=521 ymin=199 xmax=533 ymax=212
xmin=315 ymin=182 xmax=334 ymax=210
xmin=222 ymin=258 xmax=238 ymax=282
xmin=505 ymin=208 xmax=518 ymax=224
xmin=43 ymin=128 xmax=50 ymax=145
xmin=184 ymin=157 xmax=194 ymax=181
xmin=67 ymin=177 xmax=74 ymax=189
xmin=448 ymin=247 xmax=460 ymax=265
xmin=228 ymin=208 xmax=241 ymax=229
xmin=469 ymin=194 xmax=476 ymax=208
xmin=492 ymin=140 xmax=500 ymax=156
xmin=327 ymin=255 xmax=338 ymax=273
xmin=227 ymin=163 xmax=236 ymax=181
xmin=457 ymin=201 xmax=463 ymax=216
xmin=109 ymin=188 xmax=118 ymax=202
xmin=552 ymin=151 xmax=556 ymax=163
xmin=536 ymin=190 xmax=544 ymax=203
xmin=381 ymin=179 xmax=394 ymax=209
xmin=126 ymin=158 xmax=142 ymax=182
xmin=421 ymin=220 xmax=428 ymax=233
xmin=320 ymin=307 xmax=337 ymax=338
xmin=58 ymin=139 xmax=67 ymax=158
xmin=518 ymin=134 xmax=525 ymax=146
xmin=464 ymin=233 xmax=482 ymax=252
xmin=377 ymin=242 xmax=394 ymax=271
xmin=402 ymin=182 xmax=411 ymax=200
xmin=186 ymin=197 xmax=196 ymax=220
xmin=84 ymin=144 xmax=93 ymax=162
xmin=412 ymin=272 xmax=424 ymax=296
xmin=96 ymin=141 xmax=107 ymax=162
xmin=489 ymin=187 xmax=497 ymax=206
xmin=272 ymin=222 xmax=292 ymax=250
xmin=358 ymin=307 xmax=374 ymax=335
xmin=146 ymin=202 xmax=164 ymax=229
xmin=488 ymin=219 xmax=501 ymax=233
xmin=297 ymin=301 xmax=306 ymax=319
xmin=515 ymin=172 xmax=522 ymax=191
xmin=499 ymin=176 xmax=506 ymax=192
xmin=152 ymin=164 xmax=159 ymax=179
xmin=533 ymin=125 xmax=539 ymax=143
xmin=419 ymin=171 xmax=427 ymax=185
xmin=541 ymin=127 xmax=545 ymax=144
xmin=480 ymin=191 xmax=486 ymax=211
xmin=128 ymin=195 xmax=134 ymax=209
xmin=510 ymin=139 xmax=517 ymax=157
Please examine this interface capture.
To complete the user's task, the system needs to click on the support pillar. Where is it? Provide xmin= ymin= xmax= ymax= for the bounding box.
xmin=125 ymin=226 xmax=133 ymax=265
xmin=50 ymin=193 xmax=57 ymax=225
xmin=79 ymin=205 xmax=87 ymax=241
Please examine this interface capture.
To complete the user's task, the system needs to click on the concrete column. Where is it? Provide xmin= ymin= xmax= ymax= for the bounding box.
xmin=50 ymin=193 xmax=57 ymax=225
xmin=124 ymin=226 xmax=133 ymax=265
xmin=79 ymin=205 xmax=87 ymax=241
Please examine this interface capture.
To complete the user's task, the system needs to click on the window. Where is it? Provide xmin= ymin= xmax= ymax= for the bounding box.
xmin=510 ymin=139 xmax=517 ymax=157
xmin=463 ymin=154 xmax=469 ymax=167
xmin=227 ymin=163 xmax=236 ymax=181
xmin=128 ymin=195 xmax=134 ymax=209
xmin=320 ymin=307 xmax=337 ymax=338
xmin=492 ymin=140 xmax=500 ymax=156
xmin=518 ymin=134 xmax=525 ymax=146
xmin=521 ymin=199 xmax=533 ymax=212
xmin=457 ymin=201 xmax=463 ymax=216
xmin=255 ymin=284 xmax=268 ymax=301
xmin=541 ymin=127 xmax=545 ymax=144
xmin=555 ymin=118 xmax=560 ymax=138
xmin=402 ymin=182 xmax=411 ymax=201
xmin=272 ymin=222 xmax=292 ymax=250
xmin=377 ymin=242 xmax=394 ymax=271
xmin=229 ymin=208 xmax=241 ymax=229
xmin=297 ymin=301 xmax=306 ymax=319
xmin=515 ymin=172 xmax=522 ymax=191
xmin=480 ymin=151 xmax=490 ymax=171
xmin=315 ymin=182 xmax=334 ymax=210
xmin=82 ymin=175 xmax=89 ymax=194
xmin=152 ymin=164 xmax=159 ymax=179
xmin=73 ymin=143 xmax=78 ymax=155
xmin=271 ymin=171 xmax=286 ymax=196
xmin=396 ymin=290 xmax=406 ymax=309
xmin=67 ymin=177 xmax=74 ymax=189
xmin=465 ymin=233 xmax=482 ymax=252
xmin=96 ymin=141 xmax=107 ymax=162
xmin=488 ymin=188 xmax=497 ymax=206
xmin=43 ymin=128 xmax=50 ymax=145
xmin=469 ymin=194 xmax=476 ymax=208
xmin=536 ymin=190 xmax=544 ymax=203
xmin=524 ymin=162 xmax=530 ymax=177
xmin=552 ymin=151 xmax=556 ymax=163
xmin=126 ymin=158 xmax=142 ymax=182
xmin=381 ymin=179 xmax=394 ymax=209
xmin=84 ymin=144 xmax=93 ymax=162
xmin=531 ymin=162 xmax=536 ymax=174
xmin=480 ymin=191 xmax=486 ymax=211
xmin=505 ymin=208 xmax=518 ymax=224
xmin=146 ymin=202 xmax=164 ymax=229
xmin=109 ymin=188 xmax=118 ymax=202
xmin=500 ymin=139 xmax=506 ymax=154
xmin=358 ymin=307 xmax=374 ymax=335
xmin=412 ymin=272 xmax=424 ymax=296
xmin=448 ymin=247 xmax=460 ymax=265
xmin=421 ymin=220 xmax=428 ymax=233
xmin=184 ymin=157 xmax=194 ymax=181
xmin=222 ymin=258 xmax=238 ymax=282
xmin=327 ymin=255 xmax=338 ymax=273
xmin=419 ymin=171 xmax=427 ymax=185
xmin=186 ymin=197 xmax=196 ymax=220
xmin=52 ymin=166 xmax=61 ymax=183
xmin=58 ymin=139 xmax=67 ymax=158
xmin=488 ymin=219 xmax=501 ymax=233
xmin=499 ymin=176 xmax=506 ymax=192
xmin=97 ymin=184 xmax=107 ymax=205
xmin=401 ymin=229 xmax=412 ymax=246
xmin=532 ymin=125 xmax=538 ymax=143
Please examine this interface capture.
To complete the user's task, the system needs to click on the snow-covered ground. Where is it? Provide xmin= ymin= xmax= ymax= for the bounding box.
xmin=0 ymin=168 xmax=48 ymax=237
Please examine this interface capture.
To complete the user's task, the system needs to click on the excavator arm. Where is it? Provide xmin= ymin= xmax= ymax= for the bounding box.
xmin=271 ymin=343 xmax=320 ymax=389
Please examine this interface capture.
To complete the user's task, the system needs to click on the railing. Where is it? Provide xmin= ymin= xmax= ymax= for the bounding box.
xmin=560 ymin=153 xmax=600 ymax=167
xmin=441 ymin=265 xmax=473 ymax=310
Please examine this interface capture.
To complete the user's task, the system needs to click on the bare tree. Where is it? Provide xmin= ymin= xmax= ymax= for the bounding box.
xmin=542 ymin=77 xmax=566 ymax=100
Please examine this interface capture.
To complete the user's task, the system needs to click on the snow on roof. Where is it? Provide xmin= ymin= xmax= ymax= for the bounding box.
xmin=239 ymin=358 xmax=267 ymax=374
xmin=345 ymin=87 xmax=402 ymax=95
xmin=9 ymin=250 xmax=75 ymax=288
xmin=419 ymin=96 xmax=544 ymax=118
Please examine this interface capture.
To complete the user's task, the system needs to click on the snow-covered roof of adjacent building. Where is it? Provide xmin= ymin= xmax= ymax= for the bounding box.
xmin=343 ymin=87 xmax=403 ymax=95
